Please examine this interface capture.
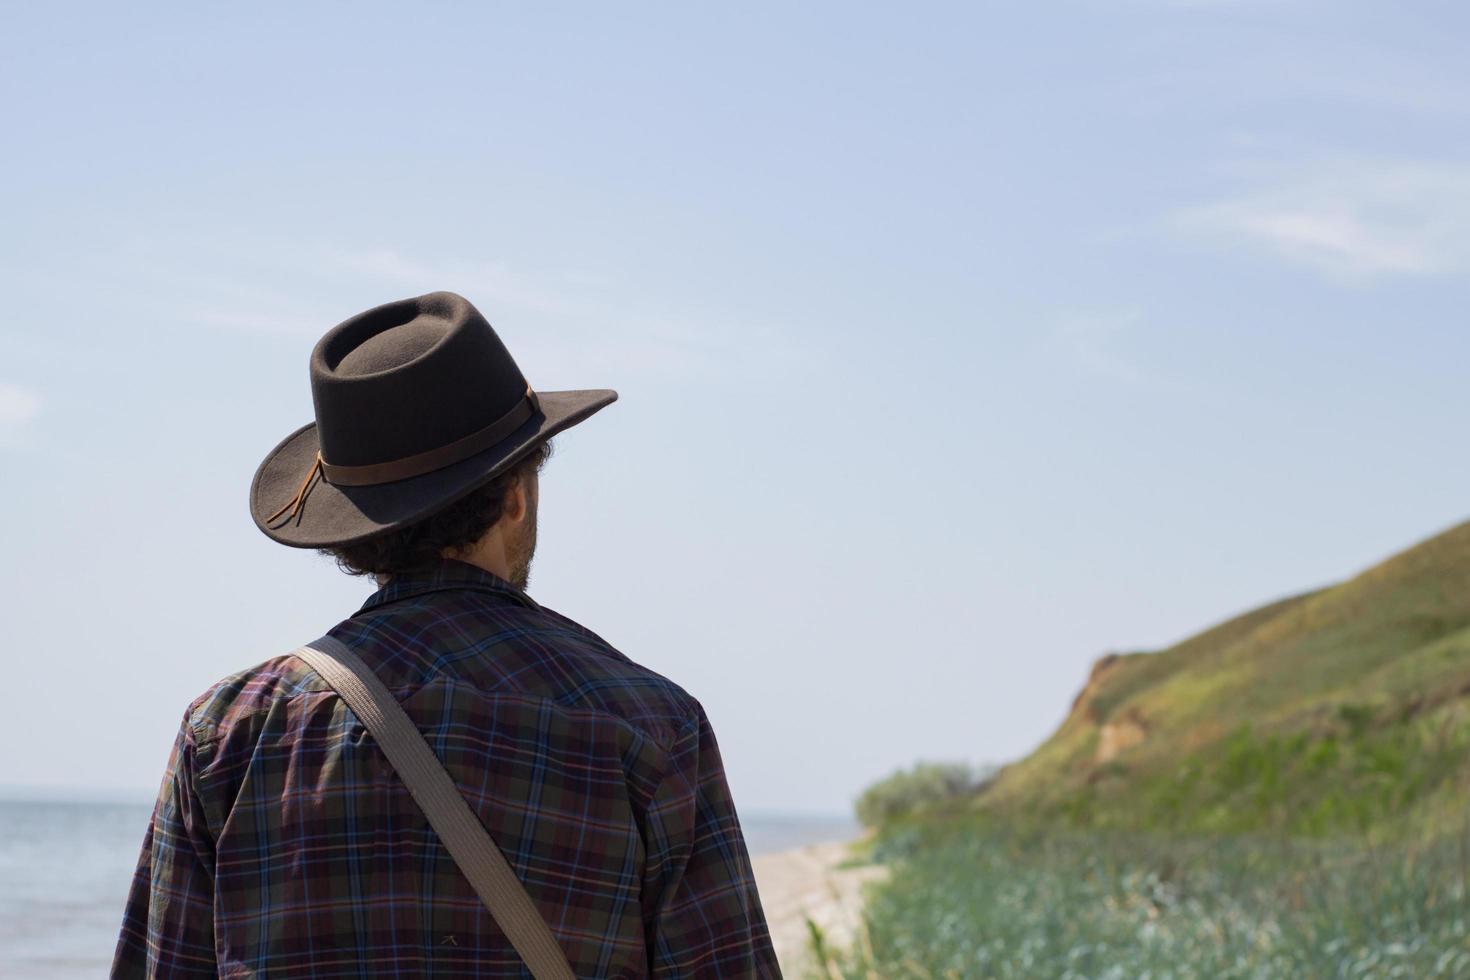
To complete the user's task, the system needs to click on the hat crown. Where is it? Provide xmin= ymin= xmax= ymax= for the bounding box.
xmin=309 ymin=292 xmax=529 ymax=468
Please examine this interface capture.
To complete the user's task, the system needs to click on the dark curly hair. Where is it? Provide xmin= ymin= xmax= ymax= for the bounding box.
xmin=320 ymin=439 xmax=554 ymax=578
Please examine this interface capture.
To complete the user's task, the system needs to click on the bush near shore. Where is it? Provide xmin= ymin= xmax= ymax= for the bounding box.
xmin=853 ymin=761 xmax=993 ymax=829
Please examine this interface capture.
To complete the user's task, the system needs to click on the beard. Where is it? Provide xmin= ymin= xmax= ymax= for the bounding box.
xmin=505 ymin=492 xmax=539 ymax=591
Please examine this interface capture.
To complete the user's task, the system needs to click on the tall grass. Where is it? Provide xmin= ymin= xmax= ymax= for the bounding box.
xmin=810 ymin=815 xmax=1470 ymax=979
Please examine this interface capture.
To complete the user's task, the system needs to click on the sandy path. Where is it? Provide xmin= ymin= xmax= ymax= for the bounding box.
xmin=751 ymin=835 xmax=889 ymax=977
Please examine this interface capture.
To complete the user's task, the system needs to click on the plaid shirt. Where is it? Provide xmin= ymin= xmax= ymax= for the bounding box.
xmin=112 ymin=559 xmax=778 ymax=978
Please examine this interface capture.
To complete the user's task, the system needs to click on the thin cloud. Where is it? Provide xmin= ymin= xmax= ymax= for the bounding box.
xmin=184 ymin=242 xmax=808 ymax=383
xmin=317 ymin=248 xmax=582 ymax=319
xmin=1171 ymin=159 xmax=1470 ymax=281
xmin=1042 ymin=310 xmax=1201 ymax=398
xmin=1049 ymin=310 xmax=1147 ymax=385
xmin=0 ymin=383 xmax=41 ymax=445
xmin=194 ymin=309 xmax=330 ymax=335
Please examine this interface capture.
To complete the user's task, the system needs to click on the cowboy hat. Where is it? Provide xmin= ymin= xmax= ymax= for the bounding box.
xmin=250 ymin=291 xmax=616 ymax=548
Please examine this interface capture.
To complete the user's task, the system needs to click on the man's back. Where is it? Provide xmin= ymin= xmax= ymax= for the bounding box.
xmin=113 ymin=559 xmax=778 ymax=977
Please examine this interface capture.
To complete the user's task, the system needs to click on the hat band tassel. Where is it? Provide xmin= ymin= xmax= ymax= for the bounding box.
xmin=266 ymin=452 xmax=324 ymax=525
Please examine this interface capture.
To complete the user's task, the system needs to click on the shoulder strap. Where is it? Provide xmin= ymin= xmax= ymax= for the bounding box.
xmin=294 ymin=635 xmax=577 ymax=980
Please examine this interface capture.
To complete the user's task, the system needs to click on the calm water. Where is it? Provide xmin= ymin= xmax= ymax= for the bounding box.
xmin=0 ymin=798 xmax=856 ymax=978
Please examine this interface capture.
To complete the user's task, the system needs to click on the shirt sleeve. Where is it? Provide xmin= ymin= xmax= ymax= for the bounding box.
xmin=640 ymin=702 xmax=780 ymax=977
xmin=112 ymin=710 xmax=219 ymax=978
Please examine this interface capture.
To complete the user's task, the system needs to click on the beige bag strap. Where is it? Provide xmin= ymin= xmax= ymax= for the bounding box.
xmin=295 ymin=635 xmax=577 ymax=980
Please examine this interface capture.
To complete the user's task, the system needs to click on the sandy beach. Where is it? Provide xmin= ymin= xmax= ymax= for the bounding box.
xmin=751 ymin=834 xmax=889 ymax=977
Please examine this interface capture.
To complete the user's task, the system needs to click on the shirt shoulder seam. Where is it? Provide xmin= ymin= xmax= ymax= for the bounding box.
xmin=190 ymin=675 xmax=699 ymax=757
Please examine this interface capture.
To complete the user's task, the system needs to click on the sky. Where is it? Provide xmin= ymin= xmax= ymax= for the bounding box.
xmin=3 ymin=1 xmax=1470 ymax=818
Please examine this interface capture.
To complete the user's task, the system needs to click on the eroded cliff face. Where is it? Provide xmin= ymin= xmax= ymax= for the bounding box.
xmin=1068 ymin=652 xmax=1123 ymax=724
xmin=1063 ymin=652 xmax=1151 ymax=764
xmin=1095 ymin=709 xmax=1149 ymax=763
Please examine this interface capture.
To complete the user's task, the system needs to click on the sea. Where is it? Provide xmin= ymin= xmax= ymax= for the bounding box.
xmin=0 ymin=797 xmax=858 ymax=978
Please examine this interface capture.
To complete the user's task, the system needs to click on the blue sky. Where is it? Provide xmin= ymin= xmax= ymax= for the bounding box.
xmin=3 ymin=2 xmax=1469 ymax=816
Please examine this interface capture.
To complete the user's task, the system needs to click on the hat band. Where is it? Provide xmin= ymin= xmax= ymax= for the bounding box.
xmin=320 ymin=385 xmax=542 ymax=487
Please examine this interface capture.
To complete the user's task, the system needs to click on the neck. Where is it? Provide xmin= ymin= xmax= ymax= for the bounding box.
xmin=372 ymin=536 xmax=513 ymax=591
xmin=443 ymin=529 xmax=512 ymax=581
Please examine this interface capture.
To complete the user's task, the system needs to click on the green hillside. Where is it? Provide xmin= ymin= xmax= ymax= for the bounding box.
xmin=981 ymin=519 xmax=1470 ymax=836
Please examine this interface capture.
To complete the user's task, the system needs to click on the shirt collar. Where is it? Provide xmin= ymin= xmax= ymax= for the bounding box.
xmin=355 ymin=558 xmax=542 ymax=616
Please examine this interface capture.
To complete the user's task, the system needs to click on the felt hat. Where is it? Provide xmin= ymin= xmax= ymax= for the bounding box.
xmin=250 ymin=291 xmax=616 ymax=548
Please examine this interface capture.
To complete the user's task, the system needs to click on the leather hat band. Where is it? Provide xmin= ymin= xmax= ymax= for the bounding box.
xmin=321 ymin=385 xmax=542 ymax=487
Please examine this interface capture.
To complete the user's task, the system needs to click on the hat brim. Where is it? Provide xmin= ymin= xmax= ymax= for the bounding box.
xmin=250 ymin=388 xmax=617 ymax=549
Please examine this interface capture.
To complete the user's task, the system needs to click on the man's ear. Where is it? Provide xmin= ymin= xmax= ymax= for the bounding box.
xmin=503 ymin=476 xmax=528 ymax=522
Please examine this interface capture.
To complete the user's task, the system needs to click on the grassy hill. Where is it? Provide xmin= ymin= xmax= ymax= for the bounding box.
xmin=819 ymin=520 xmax=1470 ymax=977
xmin=980 ymin=519 xmax=1470 ymax=837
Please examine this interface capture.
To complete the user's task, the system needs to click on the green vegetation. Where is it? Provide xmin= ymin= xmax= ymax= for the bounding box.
xmin=818 ymin=519 xmax=1470 ymax=977
xmin=812 ymin=818 xmax=1470 ymax=979
xmin=1052 ymin=703 xmax=1470 ymax=837
xmin=853 ymin=761 xmax=992 ymax=829
xmin=987 ymin=519 xmax=1470 ymax=836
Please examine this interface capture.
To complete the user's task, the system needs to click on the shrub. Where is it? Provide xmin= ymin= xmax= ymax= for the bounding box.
xmin=854 ymin=760 xmax=992 ymax=828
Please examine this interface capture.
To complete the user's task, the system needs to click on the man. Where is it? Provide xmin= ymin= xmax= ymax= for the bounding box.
xmin=113 ymin=292 xmax=779 ymax=977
